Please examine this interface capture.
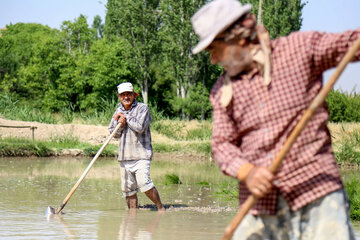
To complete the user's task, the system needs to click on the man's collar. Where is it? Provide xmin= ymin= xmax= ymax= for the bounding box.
xmin=119 ymin=100 xmax=138 ymax=111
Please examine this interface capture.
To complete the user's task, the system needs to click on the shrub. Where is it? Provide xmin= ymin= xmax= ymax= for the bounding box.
xmin=327 ymin=90 xmax=360 ymax=122
xmin=344 ymin=177 xmax=360 ymax=221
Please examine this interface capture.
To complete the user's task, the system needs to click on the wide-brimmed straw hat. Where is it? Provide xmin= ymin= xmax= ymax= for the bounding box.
xmin=117 ymin=82 xmax=139 ymax=97
xmin=191 ymin=0 xmax=252 ymax=54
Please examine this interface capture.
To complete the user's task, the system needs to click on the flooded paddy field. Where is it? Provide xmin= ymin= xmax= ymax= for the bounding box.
xmin=1 ymin=156 xmax=359 ymax=239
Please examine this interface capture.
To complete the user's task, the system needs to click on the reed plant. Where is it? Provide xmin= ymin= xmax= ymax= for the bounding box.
xmin=77 ymin=97 xmax=118 ymax=125
xmin=0 ymin=93 xmax=57 ymax=123
xmin=335 ymin=129 xmax=360 ymax=165
xmin=49 ymin=134 xmax=81 ymax=149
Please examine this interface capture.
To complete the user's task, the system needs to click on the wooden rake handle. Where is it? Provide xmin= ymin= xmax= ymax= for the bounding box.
xmin=221 ymin=36 xmax=360 ymax=240
xmin=55 ymin=122 xmax=122 ymax=214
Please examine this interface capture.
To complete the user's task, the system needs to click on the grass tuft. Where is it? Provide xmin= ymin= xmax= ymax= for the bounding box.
xmin=163 ymin=173 xmax=182 ymax=185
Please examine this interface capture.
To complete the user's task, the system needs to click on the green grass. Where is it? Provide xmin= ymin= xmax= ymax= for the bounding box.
xmin=163 ymin=174 xmax=182 ymax=185
xmin=151 ymin=120 xmax=212 ymax=141
xmin=0 ymin=93 xmax=57 ymax=124
xmin=83 ymin=145 xmax=117 ymax=157
xmin=335 ymin=129 xmax=360 ymax=165
xmin=152 ymin=143 xmax=182 ymax=153
xmin=0 ymin=136 xmax=117 ymax=157
xmin=343 ymin=173 xmax=360 ymax=221
xmin=0 ymin=137 xmax=52 ymax=157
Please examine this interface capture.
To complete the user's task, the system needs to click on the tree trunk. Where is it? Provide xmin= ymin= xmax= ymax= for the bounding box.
xmin=258 ymin=0 xmax=263 ymax=25
xmin=141 ymin=78 xmax=149 ymax=105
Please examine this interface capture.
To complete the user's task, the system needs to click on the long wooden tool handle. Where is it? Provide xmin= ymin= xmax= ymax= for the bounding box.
xmin=55 ymin=122 xmax=122 ymax=214
xmin=222 ymin=36 xmax=360 ymax=240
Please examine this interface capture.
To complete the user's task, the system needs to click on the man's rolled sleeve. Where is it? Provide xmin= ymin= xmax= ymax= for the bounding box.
xmin=310 ymin=28 xmax=360 ymax=74
xmin=210 ymin=80 xmax=250 ymax=179
xmin=108 ymin=112 xmax=124 ymax=138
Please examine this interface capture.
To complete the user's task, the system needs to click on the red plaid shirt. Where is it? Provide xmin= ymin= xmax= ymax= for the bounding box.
xmin=210 ymin=29 xmax=360 ymax=215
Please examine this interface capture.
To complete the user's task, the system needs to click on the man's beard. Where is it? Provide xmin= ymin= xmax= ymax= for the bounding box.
xmin=219 ymin=45 xmax=253 ymax=77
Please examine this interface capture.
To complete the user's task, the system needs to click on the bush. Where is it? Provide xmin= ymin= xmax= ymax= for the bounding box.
xmin=327 ymin=90 xmax=360 ymax=122
xmin=344 ymin=177 xmax=360 ymax=221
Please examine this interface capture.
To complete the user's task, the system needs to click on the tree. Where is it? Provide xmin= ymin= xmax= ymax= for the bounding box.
xmin=105 ymin=0 xmax=162 ymax=104
xmin=72 ymin=38 xmax=133 ymax=111
xmin=61 ymin=14 xmax=95 ymax=55
xmin=244 ymin=0 xmax=306 ymax=39
xmin=158 ymin=0 xmax=220 ymax=119
xmin=92 ymin=15 xmax=104 ymax=39
xmin=0 ymin=23 xmax=63 ymax=103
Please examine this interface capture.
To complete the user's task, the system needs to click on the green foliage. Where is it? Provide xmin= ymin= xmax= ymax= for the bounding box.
xmin=83 ymin=145 xmax=116 ymax=157
xmin=151 ymin=121 xmax=184 ymax=140
xmin=197 ymin=181 xmax=210 ymax=186
xmin=0 ymin=23 xmax=63 ymax=103
xmin=72 ymin=38 xmax=132 ymax=111
xmin=0 ymin=1 xmax=314 ymax=119
xmin=189 ymin=142 xmax=212 ymax=156
xmin=0 ymin=136 xmax=118 ymax=157
xmin=61 ymin=14 xmax=94 ymax=55
xmin=326 ymin=90 xmax=360 ymax=122
xmin=148 ymin=101 xmax=166 ymax=122
xmin=151 ymin=120 xmax=212 ymax=140
xmin=163 ymin=173 xmax=182 ymax=185
xmin=335 ymin=130 xmax=360 ymax=165
xmin=92 ymin=15 xmax=104 ymax=39
xmin=245 ymin=0 xmax=306 ymax=39
xmin=0 ymin=138 xmax=52 ymax=157
xmin=49 ymin=134 xmax=81 ymax=148
xmin=213 ymin=183 xmax=239 ymax=201
xmin=158 ymin=0 xmax=219 ymax=119
xmin=152 ymin=143 xmax=182 ymax=153
xmin=105 ymin=0 xmax=162 ymax=104
xmin=344 ymin=176 xmax=360 ymax=221
xmin=0 ymin=92 xmax=57 ymax=123
xmin=185 ymin=127 xmax=212 ymax=141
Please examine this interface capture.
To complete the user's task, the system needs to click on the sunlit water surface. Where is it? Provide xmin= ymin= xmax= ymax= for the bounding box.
xmin=0 ymin=157 xmax=359 ymax=239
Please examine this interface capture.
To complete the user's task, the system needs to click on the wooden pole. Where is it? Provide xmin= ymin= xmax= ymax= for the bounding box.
xmin=0 ymin=125 xmax=37 ymax=141
xmin=221 ymin=36 xmax=360 ymax=240
xmin=54 ymin=123 xmax=122 ymax=214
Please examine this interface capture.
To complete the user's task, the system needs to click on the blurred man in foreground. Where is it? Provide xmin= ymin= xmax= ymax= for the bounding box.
xmin=191 ymin=0 xmax=359 ymax=238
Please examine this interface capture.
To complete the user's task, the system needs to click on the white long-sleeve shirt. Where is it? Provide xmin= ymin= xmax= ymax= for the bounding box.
xmin=108 ymin=101 xmax=153 ymax=161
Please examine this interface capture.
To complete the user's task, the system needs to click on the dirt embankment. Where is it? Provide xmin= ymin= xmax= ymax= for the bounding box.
xmin=0 ymin=117 xmax=116 ymax=145
xmin=0 ymin=117 xmax=211 ymax=161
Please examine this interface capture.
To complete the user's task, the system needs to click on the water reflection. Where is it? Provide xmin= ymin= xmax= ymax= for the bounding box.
xmin=0 ymin=157 xmax=359 ymax=239
xmin=117 ymin=210 xmax=164 ymax=240
xmin=47 ymin=213 xmax=76 ymax=239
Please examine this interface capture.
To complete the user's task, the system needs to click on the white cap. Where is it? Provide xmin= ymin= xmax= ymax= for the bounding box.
xmin=191 ymin=0 xmax=252 ymax=54
xmin=117 ymin=82 xmax=134 ymax=94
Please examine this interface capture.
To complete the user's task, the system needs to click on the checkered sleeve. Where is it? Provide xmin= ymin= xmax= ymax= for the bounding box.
xmin=309 ymin=28 xmax=360 ymax=75
xmin=210 ymin=77 xmax=249 ymax=179
xmin=108 ymin=109 xmax=124 ymax=138
xmin=125 ymin=103 xmax=151 ymax=134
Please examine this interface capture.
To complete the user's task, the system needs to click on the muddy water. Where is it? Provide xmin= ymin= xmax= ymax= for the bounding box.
xmin=0 ymin=157 xmax=359 ymax=239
